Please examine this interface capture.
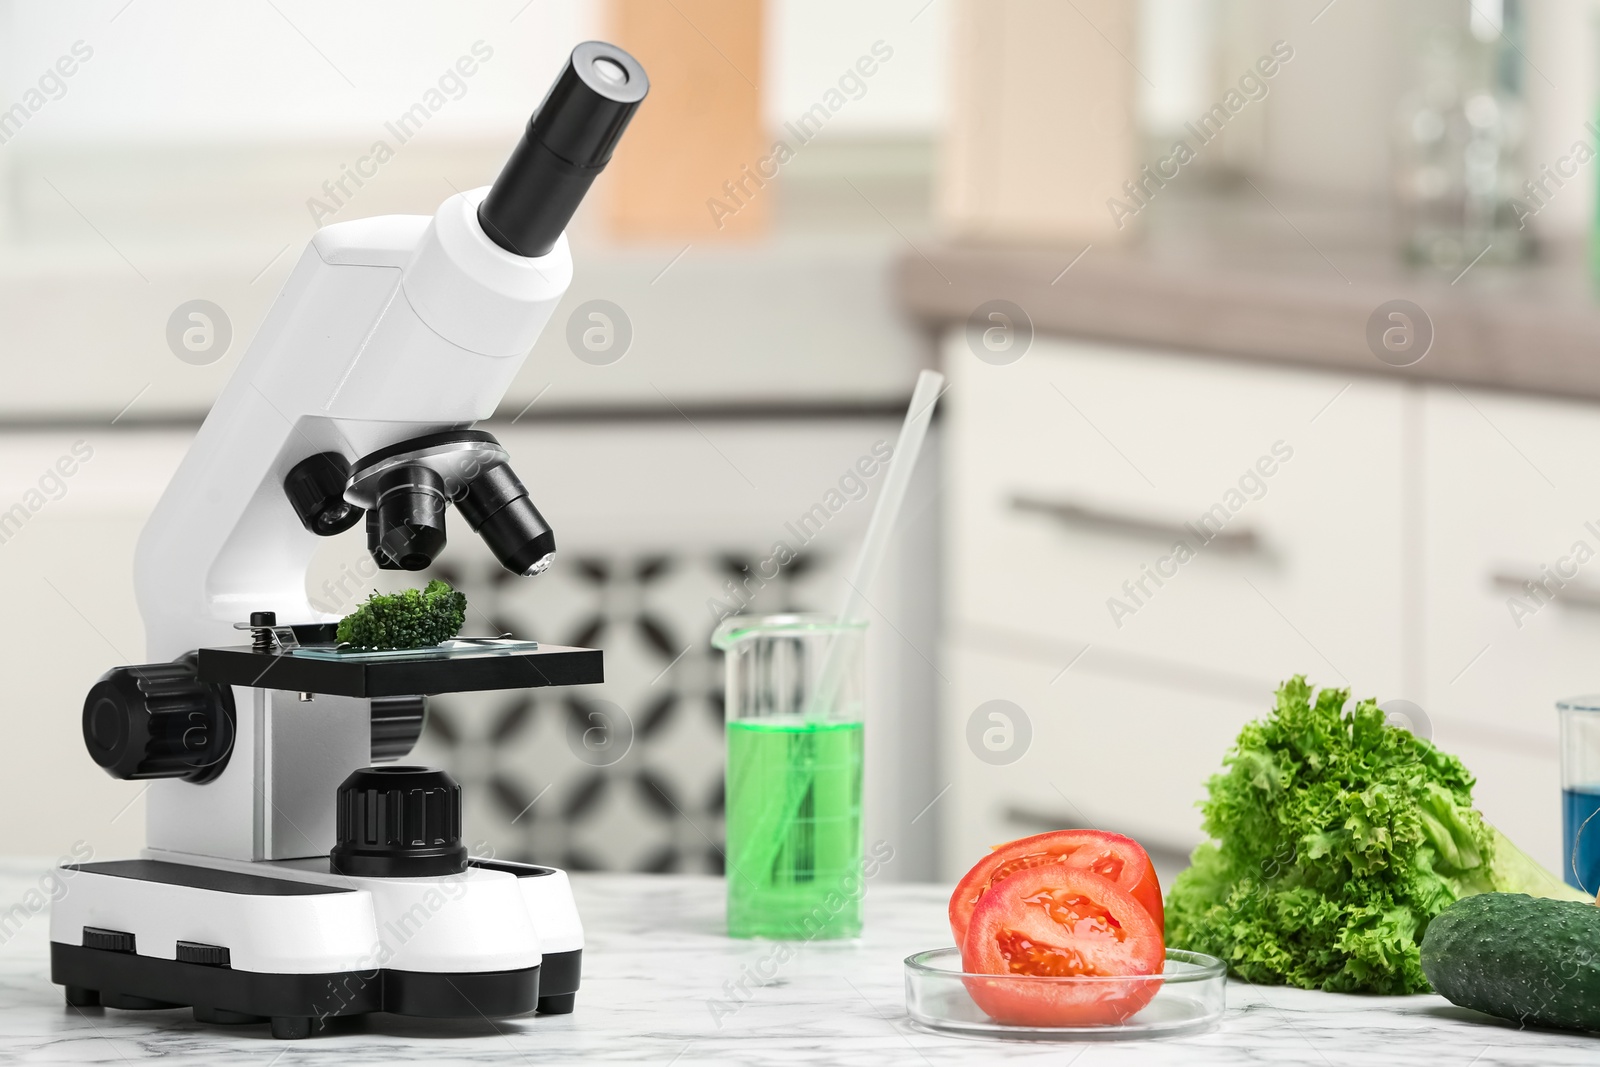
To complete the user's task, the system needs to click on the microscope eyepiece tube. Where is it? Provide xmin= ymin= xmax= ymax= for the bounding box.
xmin=477 ymin=41 xmax=649 ymax=258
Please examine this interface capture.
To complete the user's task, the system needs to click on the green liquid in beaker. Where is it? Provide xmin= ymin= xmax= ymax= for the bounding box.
xmin=725 ymin=718 xmax=864 ymax=939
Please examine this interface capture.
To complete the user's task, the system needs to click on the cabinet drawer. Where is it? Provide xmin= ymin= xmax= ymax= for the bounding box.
xmin=943 ymin=332 xmax=1406 ymax=697
xmin=1419 ymin=384 xmax=1600 ymax=876
xmin=1422 ymin=385 xmax=1600 ymax=743
xmin=941 ymin=639 xmax=1269 ymax=881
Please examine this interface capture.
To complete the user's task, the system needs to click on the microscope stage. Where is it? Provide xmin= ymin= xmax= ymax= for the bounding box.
xmin=196 ymin=641 xmax=602 ymax=697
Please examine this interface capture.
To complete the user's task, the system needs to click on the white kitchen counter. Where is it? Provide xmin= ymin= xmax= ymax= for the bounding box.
xmin=0 ymin=860 xmax=1594 ymax=1065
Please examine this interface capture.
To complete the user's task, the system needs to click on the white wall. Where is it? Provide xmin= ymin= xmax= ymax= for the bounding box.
xmin=3 ymin=0 xmax=948 ymax=145
xmin=763 ymin=0 xmax=947 ymax=137
xmin=4 ymin=0 xmax=596 ymax=140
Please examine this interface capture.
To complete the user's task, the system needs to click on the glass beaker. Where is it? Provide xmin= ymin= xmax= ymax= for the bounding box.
xmin=1557 ymin=696 xmax=1600 ymax=894
xmin=712 ymin=614 xmax=867 ymax=940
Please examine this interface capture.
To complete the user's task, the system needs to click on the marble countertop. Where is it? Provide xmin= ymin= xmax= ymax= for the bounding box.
xmin=896 ymin=189 xmax=1600 ymax=404
xmin=1 ymin=860 xmax=1596 ymax=1065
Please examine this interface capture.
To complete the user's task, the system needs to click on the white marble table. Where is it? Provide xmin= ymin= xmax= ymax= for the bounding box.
xmin=1 ymin=859 xmax=1595 ymax=1065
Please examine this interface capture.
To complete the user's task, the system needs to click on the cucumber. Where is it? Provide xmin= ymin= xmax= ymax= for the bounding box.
xmin=1420 ymin=892 xmax=1600 ymax=1033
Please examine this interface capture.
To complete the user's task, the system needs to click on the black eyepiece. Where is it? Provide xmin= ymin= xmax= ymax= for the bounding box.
xmin=368 ymin=465 xmax=448 ymax=571
xmin=478 ymin=40 xmax=649 ymax=258
xmin=456 ymin=462 xmax=556 ymax=576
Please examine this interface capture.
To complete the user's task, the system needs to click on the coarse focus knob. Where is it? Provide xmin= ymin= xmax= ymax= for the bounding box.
xmin=82 ymin=657 xmax=236 ymax=783
xmin=284 ymin=452 xmax=363 ymax=536
xmin=330 ymin=766 xmax=466 ymax=878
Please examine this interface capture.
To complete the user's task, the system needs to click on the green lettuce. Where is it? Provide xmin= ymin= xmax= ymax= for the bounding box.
xmin=1165 ymin=676 xmax=1587 ymax=994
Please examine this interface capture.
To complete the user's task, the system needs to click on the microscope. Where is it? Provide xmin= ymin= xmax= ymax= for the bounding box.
xmin=48 ymin=42 xmax=647 ymax=1039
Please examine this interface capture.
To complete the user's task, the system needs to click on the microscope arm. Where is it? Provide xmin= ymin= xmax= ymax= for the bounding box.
xmin=133 ymin=199 xmax=573 ymax=662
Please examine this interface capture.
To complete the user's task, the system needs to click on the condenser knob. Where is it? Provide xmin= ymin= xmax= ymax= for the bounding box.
xmin=82 ymin=658 xmax=236 ymax=783
xmin=330 ymin=766 xmax=466 ymax=878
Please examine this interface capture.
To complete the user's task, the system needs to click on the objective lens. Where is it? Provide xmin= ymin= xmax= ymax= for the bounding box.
xmin=369 ymin=465 xmax=448 ymax=571
xmin=455 ymin=462 xmax=556 ymax=576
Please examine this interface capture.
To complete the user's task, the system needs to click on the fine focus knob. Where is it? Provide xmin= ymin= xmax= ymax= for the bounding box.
xmin=330 ymin=766 xmax=466 ymax=878
xmin=82 ymin=657 xmax=236 ymax=783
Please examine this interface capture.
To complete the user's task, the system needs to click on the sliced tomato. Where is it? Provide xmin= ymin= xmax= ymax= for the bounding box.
xmin=960 ymin=865 xmax=1165 ymax=1027
xmin=948 ymin=829 xmax=1163 ymax=948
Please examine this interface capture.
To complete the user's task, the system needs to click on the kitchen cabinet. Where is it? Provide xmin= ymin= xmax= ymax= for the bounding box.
xmin=942 ymin=332 xmax=1594 ymax=879
xmin=941 ymin=638 xmax=1263 ymax=878
xmin=945 ymin=333 xmax=1406 ymax=687
xmin=941 ymin=333 xmax=1407 ymax=871
xmin=1420 ymin=385 xmax=1600 ymax=869
xmin=0 ymin=430 xmax=189 ymax=861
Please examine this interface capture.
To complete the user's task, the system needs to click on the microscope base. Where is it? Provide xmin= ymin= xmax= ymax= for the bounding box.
xmin=52 ymin=942 xmax=577 ymax=1033
xmin=48 ymin=856 xmax=584 ymax=1038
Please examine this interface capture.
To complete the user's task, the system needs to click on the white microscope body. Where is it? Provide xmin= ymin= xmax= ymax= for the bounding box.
xmin=47 ymin=42 xmax=647 ymax=1039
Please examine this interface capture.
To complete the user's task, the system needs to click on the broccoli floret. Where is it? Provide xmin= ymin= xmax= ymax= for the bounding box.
xmin=336 ymin=579 xmax=468 ymax=650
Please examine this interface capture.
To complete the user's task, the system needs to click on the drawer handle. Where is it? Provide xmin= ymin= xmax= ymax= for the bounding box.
xmin=1490 ymin=570 xmax=1600 ymax=611
xmin=1010 ymin=494 xmax=1261 ymax=553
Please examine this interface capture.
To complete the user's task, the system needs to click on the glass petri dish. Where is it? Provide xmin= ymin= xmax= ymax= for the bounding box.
xmin=904 ymin=947 xmax=1225 ymax=1040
